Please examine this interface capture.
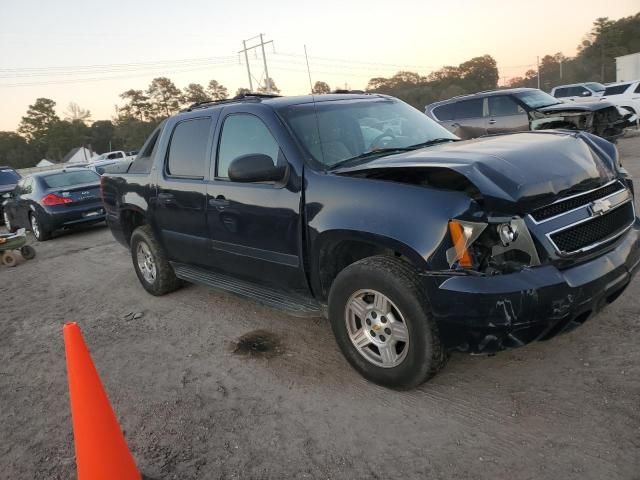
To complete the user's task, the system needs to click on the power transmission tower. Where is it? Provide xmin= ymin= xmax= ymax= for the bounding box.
xmin=238 ymin=34 xmax=274 ymax=93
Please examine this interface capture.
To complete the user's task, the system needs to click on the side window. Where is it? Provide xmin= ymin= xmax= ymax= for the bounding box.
xmin=166 ymin=117 xmax=212 ymax=178
xmin=454 ymin=99 xmax=484 ymax=119
xmin=488 ymin=96 xmax=523 ymax=116
xmin=553 ymin=88 xmax=568 ymax=98
xmin=635 ymin=84 xmax=640 ymax=94
xmin=432 ymin=103 xmax=455 ymax=121
xmin=217 ymin=114 xmax=280 ymax=179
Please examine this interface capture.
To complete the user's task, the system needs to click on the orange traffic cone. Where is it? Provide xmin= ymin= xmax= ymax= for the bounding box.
xmin=63 ymin=322 xmax=141 ymax=480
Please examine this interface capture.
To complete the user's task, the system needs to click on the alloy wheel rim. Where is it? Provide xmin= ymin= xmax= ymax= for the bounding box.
xmin=136 ymin=241 xmax=157 ymax=284
xmin=344 ymin=289 xmax=410 ymax=368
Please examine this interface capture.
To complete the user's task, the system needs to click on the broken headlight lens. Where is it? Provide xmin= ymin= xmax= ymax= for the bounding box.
xmin=446 ymin=217 xmax=541 ymax=273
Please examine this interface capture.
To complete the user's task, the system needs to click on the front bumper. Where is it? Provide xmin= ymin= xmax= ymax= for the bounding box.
xmin=423 ymin=219 xmax=640 ymax=353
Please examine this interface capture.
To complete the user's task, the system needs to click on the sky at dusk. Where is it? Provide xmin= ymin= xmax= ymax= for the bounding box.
xmin=1 ymin=0 xmax=639 ymax=131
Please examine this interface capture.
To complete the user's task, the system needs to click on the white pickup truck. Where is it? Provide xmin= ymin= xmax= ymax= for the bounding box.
xmin=90 ymin=150 xmax=134 ymax=162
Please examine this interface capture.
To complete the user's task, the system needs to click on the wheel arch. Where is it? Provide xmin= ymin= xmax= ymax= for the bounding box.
xmin=310 ymin=230 xmax=427 ymax=301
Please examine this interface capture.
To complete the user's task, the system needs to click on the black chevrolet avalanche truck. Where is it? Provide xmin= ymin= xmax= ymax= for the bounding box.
xmin=102 ymin=93 xmax=640 ymax=388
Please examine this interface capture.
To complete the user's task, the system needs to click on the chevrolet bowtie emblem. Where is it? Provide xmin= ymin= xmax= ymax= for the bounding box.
xmin=591 ymin=198 xmax=612 ymax=216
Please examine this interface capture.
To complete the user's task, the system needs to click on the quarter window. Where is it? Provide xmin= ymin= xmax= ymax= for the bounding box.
xmin=217 ymin=114 xmax=280 ymax=178
xmin=454 ymin=99 xmax=483 ymax=119
xmin=166 ymin=118 xmax=212 ymax=178
xmin=432 ymin=103 xmax=455 ymax=121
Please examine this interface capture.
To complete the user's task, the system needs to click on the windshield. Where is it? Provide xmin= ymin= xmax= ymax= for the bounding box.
xmin=585 ymin=82 xmax=605 ymax=92
xmin=279 ymin=98 xmax=458 ymax=168
xmin=42 ymin=170 xmax=99 ymax=188
xmin=0 ymin=168 xmax=20 ymax=185
xmin=515 ymin=90 xmax=561 ymax=109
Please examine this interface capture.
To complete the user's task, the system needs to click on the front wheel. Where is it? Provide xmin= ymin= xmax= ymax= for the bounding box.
xmin=328 ymin=256 xmax=447 ymax=389
xmin=130 ymin=225 xmax=182 ymax=296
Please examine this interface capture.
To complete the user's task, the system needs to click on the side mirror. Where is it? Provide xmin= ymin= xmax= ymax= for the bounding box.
xmin=228 ymin=154 xmax=287 ymax=183
xmin=581 ymin=90 xmax=592 ymax=97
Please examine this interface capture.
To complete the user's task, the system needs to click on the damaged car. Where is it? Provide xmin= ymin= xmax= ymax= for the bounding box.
xmin=425 ymin=87 xmax=637 ymax=141
xmin=102 ymin=92 xmax=640 ymax=388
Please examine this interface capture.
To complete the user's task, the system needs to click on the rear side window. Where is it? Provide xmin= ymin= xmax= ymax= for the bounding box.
xmin=129 ymin=127 xmax=161 ymax=174
xmin=166 ymin=117 xmax=212 ymax=178
xmin=217 ymin=114 xmax=280 ymax=179
xmin=604 ymin=84 xmax=631 ymax=96
xmin=488 ymin=96 xmax=523 ymax=116
xmin=0 ymin=168 xmax=20 ymax=185
xmin=42 ymin=170 xmax=99 ymax=188
xmin=455 ymin=99 xmax=483 ymax=119
xmin=432 ymin=103 xmax=455 ymax=121
xmin=107 ymin=152 xmax=124 ymax=160
xmin=553 ymin=87 xmax=568 ymax=98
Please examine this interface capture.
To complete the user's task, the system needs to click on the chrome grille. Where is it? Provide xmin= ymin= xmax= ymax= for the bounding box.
xmin=548 ymin=202 xmax=635 ymax=254
xmin=531 ymin=181 xmax=625 ymax=222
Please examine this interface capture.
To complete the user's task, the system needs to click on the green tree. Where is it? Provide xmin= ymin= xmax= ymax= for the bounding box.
xmin=312 ymin=81 xmax=331 ymax=94
xmin=90 ymin=120 xmax=116 ymax=153
xmin=119 ymin=89 xmax=152 ymax=121
xmin=458 ymin=55 xmax=499 ymax=92
xmin=235 ymin=87 xmax=251 ymax=97
xmin=114 ymin=117 xmax=159 ymax=151
xmin=183 ymin=83 xmax=210 ymax=104
xmin=0 ymin=132 xmax=39 ymax=168
xmin=207 ymin=80 xmax=228 ymax=100
xmin=146 ymin=77 xmax=183 ymax=118
xmin=44 ymin=119 xmax=90 ymax=161
xmin=17 ymin=98 xmax=59 ymax=143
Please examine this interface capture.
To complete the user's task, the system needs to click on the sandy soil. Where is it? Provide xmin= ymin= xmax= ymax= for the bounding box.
xmin=1 ymin=133 xmax=640 ymax=480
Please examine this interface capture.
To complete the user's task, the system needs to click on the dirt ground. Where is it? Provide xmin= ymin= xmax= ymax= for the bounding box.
xmin=2 ymin=132 xmax=640 ymax=480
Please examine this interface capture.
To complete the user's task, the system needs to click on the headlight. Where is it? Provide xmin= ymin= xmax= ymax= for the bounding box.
xmin=446 ymin=217 xmax=540 ymax=273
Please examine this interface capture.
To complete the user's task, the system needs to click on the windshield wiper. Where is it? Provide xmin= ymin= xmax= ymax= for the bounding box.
xmin=329 ymin=148 xmax=413 ymax=170
xmin=405 ymin=138 xmax=458 ymax=149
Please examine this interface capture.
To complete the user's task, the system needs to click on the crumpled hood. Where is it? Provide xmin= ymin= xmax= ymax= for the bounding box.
xmin=336 ymin=131 xmax=618 ymax=212
xmin=537 ymin=101 xmax=615 ymax=113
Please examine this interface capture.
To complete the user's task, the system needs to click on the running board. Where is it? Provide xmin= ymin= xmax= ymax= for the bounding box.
xmin=171 ymin=263 xmax=322 ymax=317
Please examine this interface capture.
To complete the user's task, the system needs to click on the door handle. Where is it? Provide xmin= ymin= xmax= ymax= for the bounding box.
xmin=157 ymin=192 xmax=175 ymax=205
xmin=488 ymin=119 xmax=496 ymax=125
xmin=209 ymin=195 xmax=230 ymax=209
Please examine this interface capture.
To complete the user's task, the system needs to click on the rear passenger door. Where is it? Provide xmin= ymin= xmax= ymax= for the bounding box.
xmin=486 ymin=95 xmax=529 ymax=135
xmin=205 ymin=106 xmax=309 ymax=293
xmin=450 ymin=98 xmax=487 ymax=139
xmin=154 ymin=114 xmax=217 ymax=267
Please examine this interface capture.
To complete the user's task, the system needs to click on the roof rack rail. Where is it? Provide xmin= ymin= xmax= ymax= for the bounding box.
xmin=183 ymin=92 xmax=282 ymax=112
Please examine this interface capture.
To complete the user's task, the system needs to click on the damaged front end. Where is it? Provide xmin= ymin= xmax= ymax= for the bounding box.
xmin=531 ymin=103 xmax=637 ymax=140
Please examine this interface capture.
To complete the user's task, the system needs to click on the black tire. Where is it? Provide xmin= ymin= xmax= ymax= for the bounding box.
xmin=30 ymin=212 xmax=51 ymax=241
xmin=328 ymin=255 xmax=447 ymax=389
xmin=130 ymin=225 xmax=182 ymax=296
xmin=20 ymin=245 xmax=36 ymax=260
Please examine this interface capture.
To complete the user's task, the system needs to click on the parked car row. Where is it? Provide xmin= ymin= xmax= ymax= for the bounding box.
xmin=425 ymin=87 xmax=636 ymax=140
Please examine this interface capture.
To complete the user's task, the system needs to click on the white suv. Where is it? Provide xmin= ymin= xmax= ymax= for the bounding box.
xmin=550 ymin=82 xmax=606 ymax=102
xmin=599 ymin=81 xmax=640 ymax=116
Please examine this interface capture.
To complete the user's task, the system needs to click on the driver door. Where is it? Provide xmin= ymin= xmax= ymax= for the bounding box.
xmin=205 ymin=107 xmax=309 ymax=293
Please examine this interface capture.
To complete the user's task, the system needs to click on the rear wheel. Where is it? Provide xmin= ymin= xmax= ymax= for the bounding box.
xmin=328 ymin=256 xmax=447 ymax=389
xmin=30 ymin=213 xmax=51 ymax=241
xmin=130 ymin=225 xmax=182 ymax=296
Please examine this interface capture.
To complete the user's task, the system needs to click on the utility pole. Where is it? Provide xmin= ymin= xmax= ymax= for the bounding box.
xmin=536 ymin=56 xmax=541 ymax=89
xmin=240 ymin=40 xmax=253 ymax=91
xmin=238 ymin=34 xmax=274 ymax=92
xmin=559 ymin=59 xmax=563 ymax=80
